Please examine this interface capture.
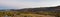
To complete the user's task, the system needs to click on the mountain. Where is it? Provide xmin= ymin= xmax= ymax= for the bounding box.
xmin=14 ymin=6 xmax=60 ymax=12
xmin=0 ymin=6 xmax=60 ymax=12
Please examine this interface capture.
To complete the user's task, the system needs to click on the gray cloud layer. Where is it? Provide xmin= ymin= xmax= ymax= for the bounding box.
xmin=0 ymin=0 xmax=59 ymax=9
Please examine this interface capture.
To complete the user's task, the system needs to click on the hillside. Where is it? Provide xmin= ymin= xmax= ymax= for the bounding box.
xmin=0 ymin=6 xmax=60 ymax=12
xmin=0 ymin=6 xmax=60 ymax=17
xmin=11 ymin=6 xmax=60 ymax=12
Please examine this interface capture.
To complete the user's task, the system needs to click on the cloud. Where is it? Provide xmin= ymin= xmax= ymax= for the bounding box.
xmin=0 ymin=0 xmax=60 ymax=9
xmin=0 ymin=0 xmax=41 ymax=8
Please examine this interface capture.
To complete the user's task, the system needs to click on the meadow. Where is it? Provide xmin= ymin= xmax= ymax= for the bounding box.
xmin=0 ymin=11 xmax=59 ymax=17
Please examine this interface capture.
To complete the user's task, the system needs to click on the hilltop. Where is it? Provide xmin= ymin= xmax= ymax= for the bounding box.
xmin=11 ymin=6 xmax=60 ymax=12
xmin=0 ymin=6 xmax=60 ymax=12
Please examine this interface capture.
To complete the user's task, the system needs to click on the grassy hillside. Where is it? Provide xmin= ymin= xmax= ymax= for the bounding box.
xmin=0 ymin=6 xmax=60 ymax=17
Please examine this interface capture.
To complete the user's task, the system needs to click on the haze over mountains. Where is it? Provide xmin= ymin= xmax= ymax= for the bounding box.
xmin=18 ymin=6 xmax=60 ymax=12
xmin=0 ymin=6 xmax=60 ymax=12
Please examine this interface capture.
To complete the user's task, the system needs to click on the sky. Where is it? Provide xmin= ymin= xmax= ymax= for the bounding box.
xmin=0 ymin=0 xmax=60 ymax=9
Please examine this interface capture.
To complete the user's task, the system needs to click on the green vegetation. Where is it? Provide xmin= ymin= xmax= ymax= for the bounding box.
xmin=0 ymin=11 xmax=59 ymax=17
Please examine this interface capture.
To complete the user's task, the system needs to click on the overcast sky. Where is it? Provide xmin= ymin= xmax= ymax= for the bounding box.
xmin=0 ymin=0 xmax=60 ymax=9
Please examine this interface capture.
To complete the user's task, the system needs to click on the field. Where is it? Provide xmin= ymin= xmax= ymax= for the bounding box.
xmin=0 ymin=11 xmax=59 ymax=17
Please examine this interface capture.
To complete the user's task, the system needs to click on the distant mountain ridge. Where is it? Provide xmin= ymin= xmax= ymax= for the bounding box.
xmin=0 ymin=6 xmax=60 ymax=12
xmin=15 ymin=6 xmax=60 ymax=12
